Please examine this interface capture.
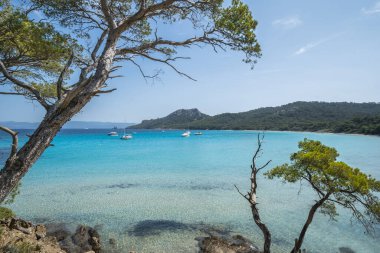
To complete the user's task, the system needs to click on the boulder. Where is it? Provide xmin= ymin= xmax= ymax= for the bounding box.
xmin=35 ymin=224 xmax=47 ymax=240
xmin=0 ymin=218 xmax=65 ymax=253
xmin=46 ymin=223 xmax=102 ymax=253
xmin=197 ymin=234 xmax=260 ymax=253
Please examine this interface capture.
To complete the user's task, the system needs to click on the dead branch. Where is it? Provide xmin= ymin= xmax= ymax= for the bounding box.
xmin=236 ymin=133 xmax=272 ymax=253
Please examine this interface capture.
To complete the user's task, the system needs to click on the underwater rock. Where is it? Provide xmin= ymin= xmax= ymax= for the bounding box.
xmin=108 ymin=238 xmax=116 ymax=246
xmin=197 ymin=234 xmax=260 ymax=253
xmin=339 ymin=247 xmax=356 ymax=253
xmin=127 ymin=219 xmax=192 ymax=237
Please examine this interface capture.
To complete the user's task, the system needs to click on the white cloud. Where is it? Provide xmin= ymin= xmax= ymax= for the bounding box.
xmin=295 ymin=42 xmax=319 ymax=55
xmin=295 ymin=33 xmax=343 ymax=55
xmin=272 ymin=16 xmax=302 ymax=29
xmin=362 ymin=1 xmax=380 ymax=15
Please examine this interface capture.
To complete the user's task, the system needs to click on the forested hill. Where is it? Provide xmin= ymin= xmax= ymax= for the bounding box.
xmin=130 ymin=108 xmax=210 ymax=129
xmin=129 ymin=102 xmax=380 ymax=135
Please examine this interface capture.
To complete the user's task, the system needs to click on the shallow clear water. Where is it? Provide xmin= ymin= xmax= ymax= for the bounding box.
xmin=1 ymin=130 xmax=379 ymax=253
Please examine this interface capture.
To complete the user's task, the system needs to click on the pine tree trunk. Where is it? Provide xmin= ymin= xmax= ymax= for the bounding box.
xmin=0 ymin=39 xmax=117 ymax=202
xmin=291 ymin=194 xmax=330 ymax=253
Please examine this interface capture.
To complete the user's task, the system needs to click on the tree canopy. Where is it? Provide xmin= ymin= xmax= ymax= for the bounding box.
xmin=265 ymin=139 xmax=380 ymax=252
xmin=0 ymin=1 xmax=76 ymax=104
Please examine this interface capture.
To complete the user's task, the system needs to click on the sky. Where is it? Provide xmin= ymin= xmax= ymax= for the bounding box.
xmin=1 ymin=0 xmax=380 ymax=123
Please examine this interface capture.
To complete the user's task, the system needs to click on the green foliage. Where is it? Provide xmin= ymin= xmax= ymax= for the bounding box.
xmin=215 ymin=0 xmax=261 ymax=65
xmin=265 ymin=139 xmax=380 ymax=230
xmin=0 ymin=4 xmax=77 ymax=98
xmin=130 ymin=102 xmax=380 ymax=135
xmin=132 ymin=109 xmax=210 ymax=129
xmin=4 ymin=241 xmax=38 ymax=253
xmin=334 ymin=116 xmax=380 ymax=135
xmin=0 ymin=206 xmax=14 ymax=220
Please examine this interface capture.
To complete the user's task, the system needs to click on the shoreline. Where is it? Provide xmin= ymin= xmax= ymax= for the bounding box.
xmin=1 ymin=128 xmax=379 ymax=137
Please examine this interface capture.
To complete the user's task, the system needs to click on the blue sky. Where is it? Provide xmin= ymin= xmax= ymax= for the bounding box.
xmin=1 ymin=0 xmax=380 ymax=123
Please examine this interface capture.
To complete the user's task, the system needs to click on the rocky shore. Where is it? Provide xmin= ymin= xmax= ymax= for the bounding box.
xmin=1 ymin=217 xmax=260 ymax=253
xmin=0 ymin=218 xmax=64 ymax=252
xmin=0 ymin=218 xmax=101 ymax=253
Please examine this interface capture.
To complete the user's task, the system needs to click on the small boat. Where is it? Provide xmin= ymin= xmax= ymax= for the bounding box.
xmin=194 ymin=132 xmax=203 ymax=135
xmin=120 ymin=134 xmax=133 ymax=140
xmin=121 ymin=128 xmax=133 ymax=140
xmin=181 ymin=131 xmax=191 ymax=137
xmin=108 ymin=131 xmax=118 ymax=136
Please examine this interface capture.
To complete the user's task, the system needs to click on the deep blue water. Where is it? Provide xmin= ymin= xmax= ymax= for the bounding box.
xmin=0 ymin=129 xmax=379 ymax=253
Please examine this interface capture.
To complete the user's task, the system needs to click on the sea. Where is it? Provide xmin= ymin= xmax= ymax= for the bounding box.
xmin=0 ymin=129 xmax=379 ymax=253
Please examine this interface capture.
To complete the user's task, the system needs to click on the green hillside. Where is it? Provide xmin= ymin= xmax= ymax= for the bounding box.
xmin=129 ymin=102 xmax=380 ymax=135
xmin=130 ymin=108 xmax=210 ymax=129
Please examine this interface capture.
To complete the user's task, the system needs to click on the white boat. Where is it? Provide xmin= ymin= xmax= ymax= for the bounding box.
xmin=181 ymin=131 xmax=191 ymax=137
xmin=120 ymin=134 xmax=133 ymax=140
xmin=120 ymin=129 xmax=133 ymax=140
xmin=194 ymin=132 xmax=203 ymax=135
xmin=108 ymin=131 xmax=118 ymax=136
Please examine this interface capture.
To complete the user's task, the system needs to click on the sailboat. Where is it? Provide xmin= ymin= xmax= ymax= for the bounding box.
xmin=181 ymin=130 xmax=191 ymax=137
xmin=120 ymin=128 xmax=133 ymax=140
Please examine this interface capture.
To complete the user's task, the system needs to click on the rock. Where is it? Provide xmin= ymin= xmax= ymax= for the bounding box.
xmin=89 ymin=236 xmax=101 ymax=252
xmin=9 ymin=218 xmax=33 ymax=234
xmin=46 ymin=223 xmax=71 ymax=241
xmin=0 ymin=218 xmax=65 ymax=253
xmin=72 ymin=225 xmax=91 ymax=250
xmin=1 ymin=218 xmax=103 ymax=253
xmin=109 ymin=238 xmax=117 ymax=246
xmin=35 ymin=224 xmax=47 ymax=240
xmin=197 ymin=234 xmax=260 ymax=253
xmin=339 ymin=247 xmax=356 ymax=253
xmin=45 ymin=223 xmax=102 ymax=253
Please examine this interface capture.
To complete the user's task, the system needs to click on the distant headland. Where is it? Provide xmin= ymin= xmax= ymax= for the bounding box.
xmin=128 ymin=101 xmax=380 ymax=135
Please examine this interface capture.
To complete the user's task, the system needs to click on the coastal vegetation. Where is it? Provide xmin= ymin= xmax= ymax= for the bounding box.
xmin=0 ymin=0 xmax=261 ymax=202
xmin=239 ymin=136 xmax=380 ymax=253
xmin=129 ymin=102 xmax=380 ymax=135
xmin=0 ymin=206 xmax=14 ymax=220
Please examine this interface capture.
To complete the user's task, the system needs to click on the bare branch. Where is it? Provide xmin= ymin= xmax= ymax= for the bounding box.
xmin=122 ymin=57 xmax=160 ymax=81
xmin=257 ymin=160 xmax=272 ymax=172
xmin=0 ymin=92 xmax=25 ymax=96
xmin=116 ymin=31 xmax=220 ymax=56
xmin=236 ymin=133 xmax=271 ymax=253
xmin=127 ymin=52 xmax=196 ymax=81
xmin=234 ymin=184 xmax=249 ymax=201
xmin=95 ymin=88 xmax=117 ymax=94
xmin=0 ymin=126 xmax=18 ymax=159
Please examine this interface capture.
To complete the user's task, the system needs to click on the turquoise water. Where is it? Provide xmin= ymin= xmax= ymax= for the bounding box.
xmin=0 ymin=130 xmax=379 ymax=253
